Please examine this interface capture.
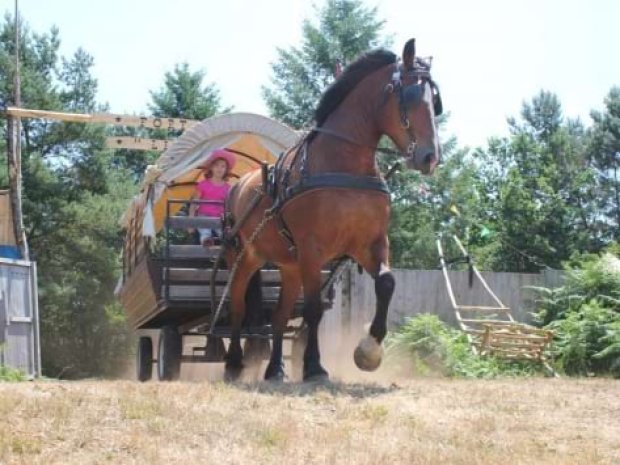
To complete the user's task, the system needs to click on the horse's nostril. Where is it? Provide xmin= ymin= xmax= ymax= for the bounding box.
xmin=423 ymin=152 xmax=434 ymax=165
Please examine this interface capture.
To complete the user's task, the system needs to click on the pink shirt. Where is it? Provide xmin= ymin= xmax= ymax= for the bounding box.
xmin=195 ymin=179 xmax=230 ymax=217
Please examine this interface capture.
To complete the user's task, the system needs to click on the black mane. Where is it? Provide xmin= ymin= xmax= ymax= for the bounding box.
xmin=314 ymin=49 xmax=397 ymax=127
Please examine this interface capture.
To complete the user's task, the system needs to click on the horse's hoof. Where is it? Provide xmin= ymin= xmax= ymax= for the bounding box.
xmin=224 ymin=364 xmax=243 ymax=382
xmin=354 ymin=335 xmax=383 ymax=371
xmin=264 ymin=363 xmax=285 ymax=382
xmin=303 ymin=364 xmax=329 ymax=382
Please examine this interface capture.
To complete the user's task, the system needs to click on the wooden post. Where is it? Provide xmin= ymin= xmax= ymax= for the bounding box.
xmin=7 ymin=1 xmax=28 ymax=260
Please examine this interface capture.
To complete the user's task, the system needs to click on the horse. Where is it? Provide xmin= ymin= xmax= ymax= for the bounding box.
xmin=224 ymin=38 xmax=442 ymax=381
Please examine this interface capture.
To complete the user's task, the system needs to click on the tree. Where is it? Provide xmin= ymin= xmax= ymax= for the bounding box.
xmin=588 ymin=87 xmax=620 ymax=241
xmin=111 ymin=63 xmax=230 ymax=181
xmin=472 ymin=91 xmax=600 ymax=272
xmin=386 ymin=137 xmax=481 ymax=269
xmin=148 ymin=62 xmax=228 ymax=120
xmin=0 ymin=15 xmax=134 ymax=378
xmin=262 ymin=0 xmax=388 ymax=128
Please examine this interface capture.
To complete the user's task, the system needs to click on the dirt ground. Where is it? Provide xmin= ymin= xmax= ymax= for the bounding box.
xmin=0 ymin=376 xmax=618 ymax=465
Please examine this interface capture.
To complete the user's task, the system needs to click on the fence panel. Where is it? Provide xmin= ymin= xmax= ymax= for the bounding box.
xmin=0 ymin=259 xmax=40 ymax=378
xmin=320 ymin=267 xmax=563 ymax=340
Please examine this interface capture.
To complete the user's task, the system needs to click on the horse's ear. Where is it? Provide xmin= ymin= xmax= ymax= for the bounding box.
xmin=403 ymin=38 xmax=416 ymax=70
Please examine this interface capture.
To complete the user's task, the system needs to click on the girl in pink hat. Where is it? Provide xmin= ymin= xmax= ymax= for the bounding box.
xmin=189 ymin=148 xmax=236 ymax=247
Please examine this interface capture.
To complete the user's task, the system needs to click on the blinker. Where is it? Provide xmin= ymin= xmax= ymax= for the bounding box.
xmin=401 ymin=81 xmax=443 ymax=117
xmin=402 ymin=83 xmax=424 ymax=107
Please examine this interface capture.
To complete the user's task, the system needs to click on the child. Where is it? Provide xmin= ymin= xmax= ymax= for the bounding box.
xmin=189 ymin=148 xmax=236 ymax=246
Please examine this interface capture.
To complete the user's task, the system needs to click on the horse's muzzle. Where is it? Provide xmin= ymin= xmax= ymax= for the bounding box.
xmin=406 ymin=147 xmax=439 ymax=175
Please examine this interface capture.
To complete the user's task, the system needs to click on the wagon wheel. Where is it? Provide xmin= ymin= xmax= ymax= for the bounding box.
xmin=290 ymin=325 xmax=308 ymax=381
xmin=136 ymin=336 xmax=153 ymax=382
xmin=157 ymin=325 xmax=182 ymax=381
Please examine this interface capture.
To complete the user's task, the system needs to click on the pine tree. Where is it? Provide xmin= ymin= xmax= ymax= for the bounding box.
xmin=262 ymin=0 xmax=388 ymax=128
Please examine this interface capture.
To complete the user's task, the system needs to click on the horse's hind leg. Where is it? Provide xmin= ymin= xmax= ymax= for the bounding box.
xmin=352 ymin=236 xmax=395 ymax=371
xmin=224 ymin=254 xmax=262 ymax=381
xmin=264 ymin=266 xmax=301 ymax=381
xmin=299 ymin=259 xmax=329 ymax=381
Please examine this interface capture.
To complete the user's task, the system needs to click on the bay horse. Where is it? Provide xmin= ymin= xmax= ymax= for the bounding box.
xmin=224 ymin=38 xmax=442 ymax=381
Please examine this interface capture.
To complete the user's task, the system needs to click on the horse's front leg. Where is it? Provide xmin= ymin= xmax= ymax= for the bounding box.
xmin=224 ymin=253 xmax=262 ymax=381
xmin=353 ymin=236 xmax=395 ymax=371
xmin=264 ymin=265 xmax=301 ymax=381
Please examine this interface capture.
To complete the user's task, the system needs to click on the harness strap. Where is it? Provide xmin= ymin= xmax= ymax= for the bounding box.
xmin=311 ymin=126 xmax=402 ymax=157
xmin=285 ymin=172 xmax=390 ymax=198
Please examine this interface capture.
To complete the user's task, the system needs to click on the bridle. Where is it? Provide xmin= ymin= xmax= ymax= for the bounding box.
xmin=312 ymin=60 xmax=443 ymax=159
xmin=384 ymin=61 xmax=443 ymax=157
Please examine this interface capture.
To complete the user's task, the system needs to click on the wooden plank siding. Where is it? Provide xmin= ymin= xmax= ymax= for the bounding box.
xmin=118 ymin=257 xmax=160 ymax=329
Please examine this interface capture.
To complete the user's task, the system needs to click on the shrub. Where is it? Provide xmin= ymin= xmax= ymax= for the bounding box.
xmin=0 ymin=364 xmax=26 ymax=382
xmin=532 ymin=246 xmax=620 ymax=376
xmin=386 ymin=314 xmax=542 ymax=378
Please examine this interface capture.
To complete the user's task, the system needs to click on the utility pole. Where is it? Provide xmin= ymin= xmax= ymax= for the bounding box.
xmin=7 ymin=0 xmax=28 ymax=260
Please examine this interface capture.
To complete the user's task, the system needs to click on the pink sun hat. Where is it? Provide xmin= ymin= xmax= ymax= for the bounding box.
xmin=200 ymin=148 xmax=236 ymax=172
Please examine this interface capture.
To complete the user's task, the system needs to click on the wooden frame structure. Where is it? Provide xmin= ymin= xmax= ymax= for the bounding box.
xmin=437 ymin=234 xmax=555 ymax=373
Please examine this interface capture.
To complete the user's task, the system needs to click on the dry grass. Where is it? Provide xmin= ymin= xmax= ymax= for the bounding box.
xmin=0 ymin=377 xmax=618 ymax=465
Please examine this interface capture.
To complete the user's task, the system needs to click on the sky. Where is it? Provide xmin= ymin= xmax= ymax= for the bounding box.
xmin=4 ymin=0 xmax=620 ymax=148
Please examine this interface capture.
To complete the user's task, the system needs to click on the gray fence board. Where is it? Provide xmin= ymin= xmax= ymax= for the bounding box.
xmin=319 ymin=267 xmax=564 ymax=341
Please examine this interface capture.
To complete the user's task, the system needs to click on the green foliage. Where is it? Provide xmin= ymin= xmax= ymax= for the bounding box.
xmin=0 ymin=15 xmax=135 ymax=378
xmin=588 ymin=87 xmax=620 ymax=242
xmin=113 ymin=62 xmax=230 ymax=180
xmin=549 ymin=299 xmax=620 ymax=376
xmin=36 ymin=172 xmax=135 ymax=378
xmin=148 ymin=62 xmax=229 ymax=121
xmin=532 ymin=249 xmax=620 ymax=376
xmin=471 ymin=91 xmax=601 ymax=272
xmin=262 ymin=0 xmax=388 ymax=128
xmin=387 ymin=314 xmax=542 ymax=378
xmin=0 ymin=363 xmax=25 ymax=382
xmin=534 ymin=251 xmax=620 ymax=325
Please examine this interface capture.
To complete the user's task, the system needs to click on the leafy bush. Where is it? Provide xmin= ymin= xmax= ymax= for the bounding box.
xmin=0 ymin=364 xmax=26 ymax=382
xmin=386 ymin=314 xmax=542 ymax=378
xmin=532 ymin=247 xmax=620 ymax=377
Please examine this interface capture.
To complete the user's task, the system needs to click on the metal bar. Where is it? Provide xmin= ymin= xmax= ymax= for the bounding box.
xmin=167 ymin=216 xmax=221 ymax=230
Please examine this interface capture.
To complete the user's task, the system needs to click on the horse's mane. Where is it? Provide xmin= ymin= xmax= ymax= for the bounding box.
xmin=314 ymin=49 xmax=397 ymax=127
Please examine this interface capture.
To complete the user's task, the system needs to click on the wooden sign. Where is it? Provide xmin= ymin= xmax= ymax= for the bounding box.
xmin=5 ymin=107 xmax=199 ymax=131
xmin=105 ymin=137 xmax=171 ymax=151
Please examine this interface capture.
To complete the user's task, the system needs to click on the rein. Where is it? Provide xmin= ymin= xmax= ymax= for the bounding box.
xmin=310 ymin=126 xmax=403 ymax=157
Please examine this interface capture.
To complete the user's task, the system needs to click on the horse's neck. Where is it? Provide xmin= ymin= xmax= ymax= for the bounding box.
xmin=308 ymin=70 xmax=389 ymax=177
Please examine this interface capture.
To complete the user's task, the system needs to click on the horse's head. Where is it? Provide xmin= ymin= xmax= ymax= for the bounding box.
xmin=381 ymin=39 xmax=442 ymax=175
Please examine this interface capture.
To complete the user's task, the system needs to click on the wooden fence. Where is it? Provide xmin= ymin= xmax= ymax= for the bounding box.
xmin=320 ymin=267 xmax=564 ymax=341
